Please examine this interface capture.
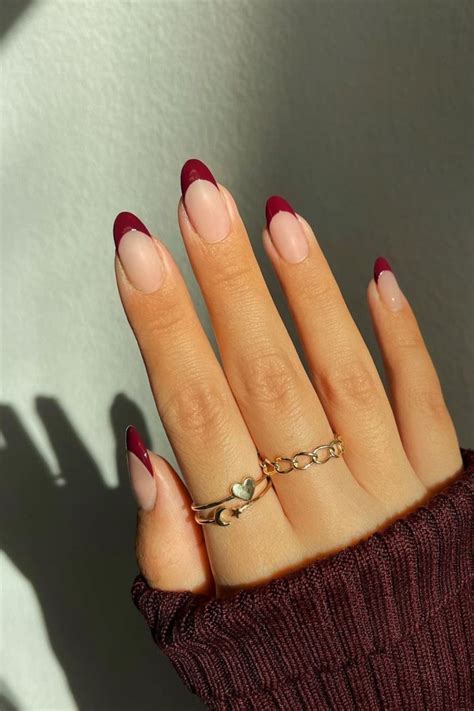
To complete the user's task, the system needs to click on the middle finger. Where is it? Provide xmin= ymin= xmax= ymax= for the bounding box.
xmin=178 ymin=159 xmax=371 ymax=536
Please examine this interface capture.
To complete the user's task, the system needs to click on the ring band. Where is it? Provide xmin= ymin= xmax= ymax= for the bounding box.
xmin=192 ymin=472 xmax=273 ymax=527
xmin=258 ymin=435 xmax=344 ymax=475
xmin=191 ymin=435 xmax=344 ymax=527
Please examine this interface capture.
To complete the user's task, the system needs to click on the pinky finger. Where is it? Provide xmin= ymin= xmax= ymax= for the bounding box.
xmin=126 ymin=425 xmax=213 ymax=594
xmin=367 ymin=258 xmax=463 ymax=489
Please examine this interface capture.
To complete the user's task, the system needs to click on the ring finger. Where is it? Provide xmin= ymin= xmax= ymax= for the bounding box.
xmin=262 ymin=198 xmax=427 ymax=509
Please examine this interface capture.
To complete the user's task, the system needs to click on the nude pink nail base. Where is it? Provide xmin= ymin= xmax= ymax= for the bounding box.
xmin=265 ymin=195 xmax=308 ymax=264
xmin=113 ymin=213 xmax=164 ymax=293
xmin=113 ymin=211 xmax=151 ymax=250
xmin=373 ymin=257 xmax=404 ymax=312
xmin=179 ymin=158 xmax=230 ymax=243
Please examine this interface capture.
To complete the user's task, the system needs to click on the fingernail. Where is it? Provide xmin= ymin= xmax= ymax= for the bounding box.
xmin=126 ymin=425 xmax=156 ymax=511
xmin=374 ymin=257 xmax=404 ymax=312
xmin=265 ymin=195 xmax=308 ymax=263
xmin=113 ymin=211 xmax=164 ymax=294
xmin=180 ymin=158 xmax=230 ymax=243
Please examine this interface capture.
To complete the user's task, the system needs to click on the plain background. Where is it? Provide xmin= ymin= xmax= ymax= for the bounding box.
xmin=1 ymin=0 xmax=473 ymax=709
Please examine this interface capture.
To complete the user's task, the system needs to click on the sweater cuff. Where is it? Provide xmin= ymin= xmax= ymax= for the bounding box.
xmin=132 ymin=449 xmax=474 ymax=709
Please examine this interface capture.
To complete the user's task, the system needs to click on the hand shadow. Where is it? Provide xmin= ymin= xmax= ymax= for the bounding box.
xmin=0 ymin=0 xmax=33 ymax=43
xmin=0 ymin=678 xmax=20 ymax=711
xmin=0 ymin=395 xmax=203 ymax=710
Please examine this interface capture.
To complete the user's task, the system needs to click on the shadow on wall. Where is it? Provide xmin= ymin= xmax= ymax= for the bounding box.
xmin=0 ymin=679 xmax=21 ymax=711
xmin=0 ymin=3 xmax=199 ymax=708
xmin=0 ymin=0 xmax=32 ymax=41
xmin=0 ymin=395 xmax=203 ymax=711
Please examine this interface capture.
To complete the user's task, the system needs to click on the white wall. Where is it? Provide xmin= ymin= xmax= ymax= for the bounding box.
xmin=1 ymin=1 xmax=473 ymax=709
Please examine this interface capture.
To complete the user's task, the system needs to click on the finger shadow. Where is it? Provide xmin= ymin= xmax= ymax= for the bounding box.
xmin=0 ymin=397 xmax=203 ymax=710
xmin=0 ymin=679 xmax=20 ymax=711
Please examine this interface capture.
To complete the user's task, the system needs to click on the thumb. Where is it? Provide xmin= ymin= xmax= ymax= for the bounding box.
xmin=126 ymin=425 xmax=213 ymax=594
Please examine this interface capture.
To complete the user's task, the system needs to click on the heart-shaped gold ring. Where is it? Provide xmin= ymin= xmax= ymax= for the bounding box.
xmin=191 ymin=473 xmax=265 ymax=512
xmin=192 ymin=474 xmax=273 ymax=526
xmin=231 ymin=477 xmax=255 ymax=501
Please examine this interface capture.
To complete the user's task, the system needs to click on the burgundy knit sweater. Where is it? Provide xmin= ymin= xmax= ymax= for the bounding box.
xmin=132 ymin=448 xmax=474 ymax=710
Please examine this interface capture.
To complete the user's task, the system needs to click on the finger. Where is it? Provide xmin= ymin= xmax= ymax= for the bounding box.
xmin=113 ymin=212 xmax=296 ymax=589
xmin=126 ymin=425 xmax=213 ymax=593
xmin=367 ymin=258 xmax=462 ymax=489
xmin=36 ymin=396 xmax=100 ymax=489
xmin=262 ymin=198 xmax=426 ymax=508
xmin=177 ymin=160 xmax=371 ymax=545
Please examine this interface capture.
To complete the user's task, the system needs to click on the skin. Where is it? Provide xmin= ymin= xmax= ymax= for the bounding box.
xmin=115 ymin=179 xmax=462 ymax=598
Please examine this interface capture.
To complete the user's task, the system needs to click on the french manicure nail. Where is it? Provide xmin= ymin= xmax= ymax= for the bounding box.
xmin=180 ymin=158 xmax=230 ymax=243
xmin=126 ymin=425 xmax=156 ymax=511
xmin=113 ymin=211 xmax=164 ymax=294
xmin=265 ymin=195 xmax=308 ymax=264
xmin=374 ymin=257 xmax=404 ymax=312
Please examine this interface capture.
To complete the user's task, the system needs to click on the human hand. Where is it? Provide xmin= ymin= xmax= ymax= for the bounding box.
xmin=113 ymin=159 xmax=462 ymax=597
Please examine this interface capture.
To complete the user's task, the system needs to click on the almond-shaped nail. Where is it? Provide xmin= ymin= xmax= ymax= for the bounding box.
xmin=126 ymin=425 xmax=156 ymax=511
xmin=113 ymin=211 xmax=164 ymax=294
xmin=265 ymin=195 xmax=308 ymax=264
xmin=374 ymin=257 xmax=404 ymax=312
xmin=180 ymin=158 xmax=230 ymax=243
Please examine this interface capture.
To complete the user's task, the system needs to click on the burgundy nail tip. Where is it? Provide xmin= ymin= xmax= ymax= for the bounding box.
xmin=113 ymin=211 xmax=151 ymax=249
xmin=265 ymin=195 xmax=296 ymax=229
xmin=180 ymin=158 xmax=217 ymax=198
xmin=125 ymin=425 xmax=153 ymax=477
xmin=374 ymin=256 xmax=393 ymax=283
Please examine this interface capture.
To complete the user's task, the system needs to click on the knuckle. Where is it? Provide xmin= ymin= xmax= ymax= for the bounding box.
xmin=162 ymin=377 xmax=229 ymax=438
xmin=240 ymin=349 xmax=303 ymax=409
xmin=411 ymin=387 xmax=449 ymax=422
xmin=391 ymin=329 xmax=423 ymax=355
xmin=207 ymin=252 xmax=255 ymax=295
xmin=299 ymin=276 xmax=339 ymax=313
xmin=317 ymin=358 xmax=382 ymax=411
xmin=142 ymin=299 xmax=188 ymax=342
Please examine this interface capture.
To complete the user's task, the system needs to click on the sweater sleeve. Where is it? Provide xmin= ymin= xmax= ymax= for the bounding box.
xmin=132 ymin=449 xmax=474 ymax=710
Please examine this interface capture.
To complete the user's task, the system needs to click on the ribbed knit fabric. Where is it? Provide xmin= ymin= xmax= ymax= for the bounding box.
xmin=132 ymin=448 xmax=474 ymax=710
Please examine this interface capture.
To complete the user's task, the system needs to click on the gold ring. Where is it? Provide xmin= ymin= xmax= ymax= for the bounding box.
xmin=258 ymin=435 xmax=344 ymax=475
xmin=191 ymin=472 xmax=273 ymax=527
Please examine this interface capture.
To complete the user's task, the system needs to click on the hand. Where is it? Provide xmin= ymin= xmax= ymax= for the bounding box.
xmin=113 ymin=159 xmax=462 ymax=597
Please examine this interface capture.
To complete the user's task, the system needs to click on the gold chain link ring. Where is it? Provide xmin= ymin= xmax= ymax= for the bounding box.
xmin=258 ymin=435 xmax=344 ymax=475
xmin=191 ymin=435 xmax=344 ymax=527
